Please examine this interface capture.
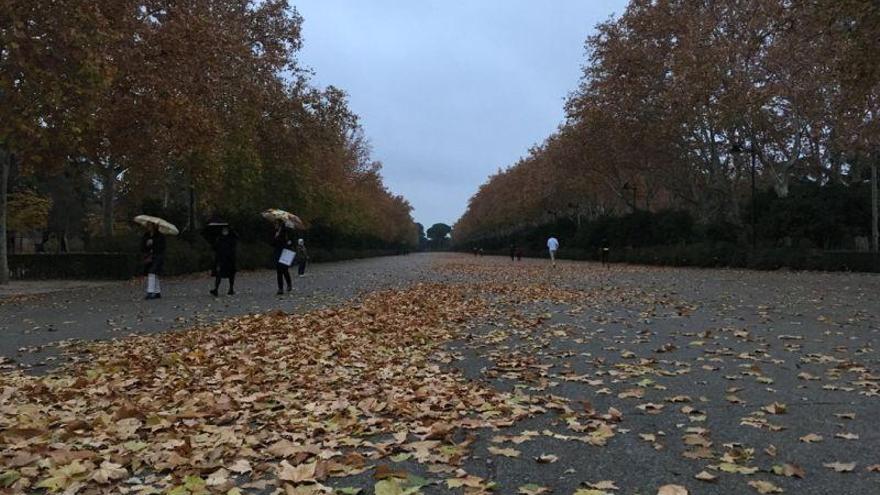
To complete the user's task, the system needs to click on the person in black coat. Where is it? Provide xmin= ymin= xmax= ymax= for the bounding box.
xmin=295 ymin=238 xmax=309 ymax=277
xmin=142 ymin=224 xmax=166 ymax=300
xmin=272 ymin=220 xmax=294 ymax=294
xmin=210 ymin=226 xmax=238 ymax=296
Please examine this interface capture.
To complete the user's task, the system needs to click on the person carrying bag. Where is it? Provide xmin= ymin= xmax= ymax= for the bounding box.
xmin=273 ymin=220 xmax=294 ymax=294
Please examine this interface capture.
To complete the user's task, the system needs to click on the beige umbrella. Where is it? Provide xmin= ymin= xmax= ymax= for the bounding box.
xmin=134 ymin=215 xmax=180 ymax=235
xmin=261 ymin=208 xmax=305 ymax=230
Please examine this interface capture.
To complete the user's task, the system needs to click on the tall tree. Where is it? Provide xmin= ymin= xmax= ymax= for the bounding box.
xmin=427 ymin=223 xmax=452 ymax=250
xmin=0 ymin=0 xmax=110 ymax=283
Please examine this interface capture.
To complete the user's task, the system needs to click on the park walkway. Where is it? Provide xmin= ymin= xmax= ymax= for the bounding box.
xmin=1 ymin=254 xmax=879 ymax=494
xmin=0 ymin=254 xmax=435 ymax=370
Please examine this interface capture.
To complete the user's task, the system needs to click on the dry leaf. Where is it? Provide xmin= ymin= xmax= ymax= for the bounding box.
xmin=587 ymin=480 xmax=619 ymax=490
xmin=823 ymin=462 xmax=856 ymax=473
xmin=657 ymin=484 xmax=688 ymax=495
xmin=488 ymin=446 xmax=521 ymax=458
xmin=771 ymin=463 xmax=805 ymax=478
xmin=694 ymin=471 xmax=717 ymax=482
xmin=278 ymin=460 xmax=317 ymax=483
xmin=748 ymin=480 xmax=783 ymax=493
xmin=90 ymin=461 xmax=127 ymax=484
xmin=799 ymin=433 xmax=823 ymax=443
xmin=762 ymin=402 xmax=787 ymax=415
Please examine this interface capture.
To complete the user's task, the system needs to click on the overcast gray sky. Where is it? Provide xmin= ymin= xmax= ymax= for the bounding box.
xmin=293 ymin=1 xmax=629 ymax=228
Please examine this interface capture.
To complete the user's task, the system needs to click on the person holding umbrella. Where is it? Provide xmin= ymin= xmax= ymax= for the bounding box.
xmin=262 ymin=209 xmax=304 ymax=295
xmin=210 ymin=225 xmax=238 ymax=296
xmin=272 ymin=220 xmax=294 ymax=294
xmin=135 ymin=215 xmax=178 ymax=299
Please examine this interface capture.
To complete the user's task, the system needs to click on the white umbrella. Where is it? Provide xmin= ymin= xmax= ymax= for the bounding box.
xmin=261 ymin=209 xmax=305 ymax=230
xmin=134 ymin=215 xmax=180 ymax=235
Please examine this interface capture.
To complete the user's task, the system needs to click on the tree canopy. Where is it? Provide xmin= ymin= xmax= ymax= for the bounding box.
xmin=1 ymin=0 xmax=418 ymax=282
xmin=426 ymin=223 xmax=452 ymax=250
xmin=455 ymin=0 xmax=880 ymax=249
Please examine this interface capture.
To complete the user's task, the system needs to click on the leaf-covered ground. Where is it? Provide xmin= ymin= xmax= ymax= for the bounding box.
xmin=1 ymin=254 xmax=879 ymax=494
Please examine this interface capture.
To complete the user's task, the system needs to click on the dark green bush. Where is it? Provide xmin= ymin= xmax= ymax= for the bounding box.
xmin=471 ymin=242 xmax=880 ymax=273
xmin=9 ymin=253 xmax=138 ymax=280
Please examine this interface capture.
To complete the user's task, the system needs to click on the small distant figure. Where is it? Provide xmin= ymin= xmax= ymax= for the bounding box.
xmin=547 ymin=236 xmax=559 ymax=266
xmin=600 ymin=238 xmax=610 ymax=266
xmin=273 ymin=220 xmax=294 ymax=295
xmin=296 ymin=238 xmax=309 ymax=277
xmin=142 ymin=223 xmax=166 ymax=299
xmin=472 ymin=247 xmax=479 ymax=257
xmin=210 ymin=226 xmax=238 ymax=296
xmin=479 ymin=248 xmax=485 ymax=257
xmin=509 ymin=243 xmax=516 ymax=261
xmin=515 ymin=247 xmax=523 ymax=261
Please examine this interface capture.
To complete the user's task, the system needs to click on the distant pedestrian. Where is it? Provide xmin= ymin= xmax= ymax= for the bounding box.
xmin=272 ymin=220 xmax=294 ymax=295
xmin=547 ymin=236 xmax=559 ymax=266
xmin=515 ymin=247 xmax=523 ymax=261
xmin=509 ymin=243 xmax=516 ymax=261
xmin=210 ymin=226 xmax=238 ymax=296
xmin=296 ymin=238 xmax=309 ymax=277
xmin=600 ymin=238 xmax=610 ymax=266
xmin=142 ymin=223 xmax=166 ymax=299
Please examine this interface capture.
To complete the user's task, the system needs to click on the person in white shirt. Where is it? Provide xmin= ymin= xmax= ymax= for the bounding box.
xmin=547 ymin=236 xmax=559 ymax=266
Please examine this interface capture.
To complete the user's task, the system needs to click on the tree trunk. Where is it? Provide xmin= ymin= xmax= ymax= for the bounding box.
xmin=0 ymin=151 xmax=10 ymax=284
xmin=186 ymin=183 xmax=197 ymax=231
xmin=872 ymin=162 xmax=878 ymax=253
xmin=101 ymin=164 xmax=115 ymax=237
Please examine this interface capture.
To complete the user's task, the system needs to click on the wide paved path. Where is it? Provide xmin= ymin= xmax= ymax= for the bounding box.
xmin=2 ymin=253 xmax=880 ymax=494
xmin=0 ymin=254 xmax=436 ymax=370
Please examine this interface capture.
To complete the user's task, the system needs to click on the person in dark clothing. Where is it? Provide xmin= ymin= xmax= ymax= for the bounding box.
xmin=515 ymin=247 xmax=523 ymax=261
xmin=509 ymin=243 xmax=516 ymax=261
xmin=141 ymin=224 xmax=166 ymax=300
xmin=295 ymin=238 xmax=309 ymax=277
xmin=600 ymin=238 xmax=610 ymax=266
xmin=272 ymin=220 xmax=294 ymax=294
xmin=210 ymin=226 xmax=238 ymax=296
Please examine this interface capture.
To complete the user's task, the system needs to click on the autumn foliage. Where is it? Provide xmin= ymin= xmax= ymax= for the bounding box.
xmin=455 ymin=1 xmax=880 ymax=248
xmin=0 ymin=0 xmax=417 ymax=282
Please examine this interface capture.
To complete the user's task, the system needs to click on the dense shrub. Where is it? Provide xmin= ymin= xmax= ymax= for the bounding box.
xmin=12 ymin=226 xmax=405 ymax=280
xmin=460 ymin=182 xmax=875 ymax=254
xmin=9 ymin=254 xmax=138 ymax=280
xmin=474 ymin=243 xmax=879 ymax=273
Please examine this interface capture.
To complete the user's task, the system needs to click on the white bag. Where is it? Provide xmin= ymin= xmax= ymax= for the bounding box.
xmin=278 ymin=248 xmax=296 ymax=266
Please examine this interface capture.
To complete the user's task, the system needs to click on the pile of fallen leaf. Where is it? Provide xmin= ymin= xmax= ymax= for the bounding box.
xmin=0 ymin=283 xmax=544 ymax=494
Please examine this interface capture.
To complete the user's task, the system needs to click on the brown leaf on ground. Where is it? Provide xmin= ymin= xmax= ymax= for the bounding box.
xmin=823 ymin=462 xmax=856 ymax=473
xmin=748 ymin=480 xmax=784 ymax=493
xmin=694 ymin=471 xmax=717 ymax=482
xmin=657 ymin=484 xmax=688 ymax=495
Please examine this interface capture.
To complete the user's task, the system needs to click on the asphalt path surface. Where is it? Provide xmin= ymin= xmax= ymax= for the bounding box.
xmin=0 ymin=254 xmax=434 ymax=370
xmin=1 ymin=253 xmax=879 ymax=494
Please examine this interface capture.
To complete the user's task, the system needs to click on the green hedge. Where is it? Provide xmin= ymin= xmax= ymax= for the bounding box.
xmin=471 ymin=243 xmax=880 ymax=273
xmin=9 ymin=253 xmax=139 ymax=280
xmin=10 ymin=241 xmax=403 ymax=280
